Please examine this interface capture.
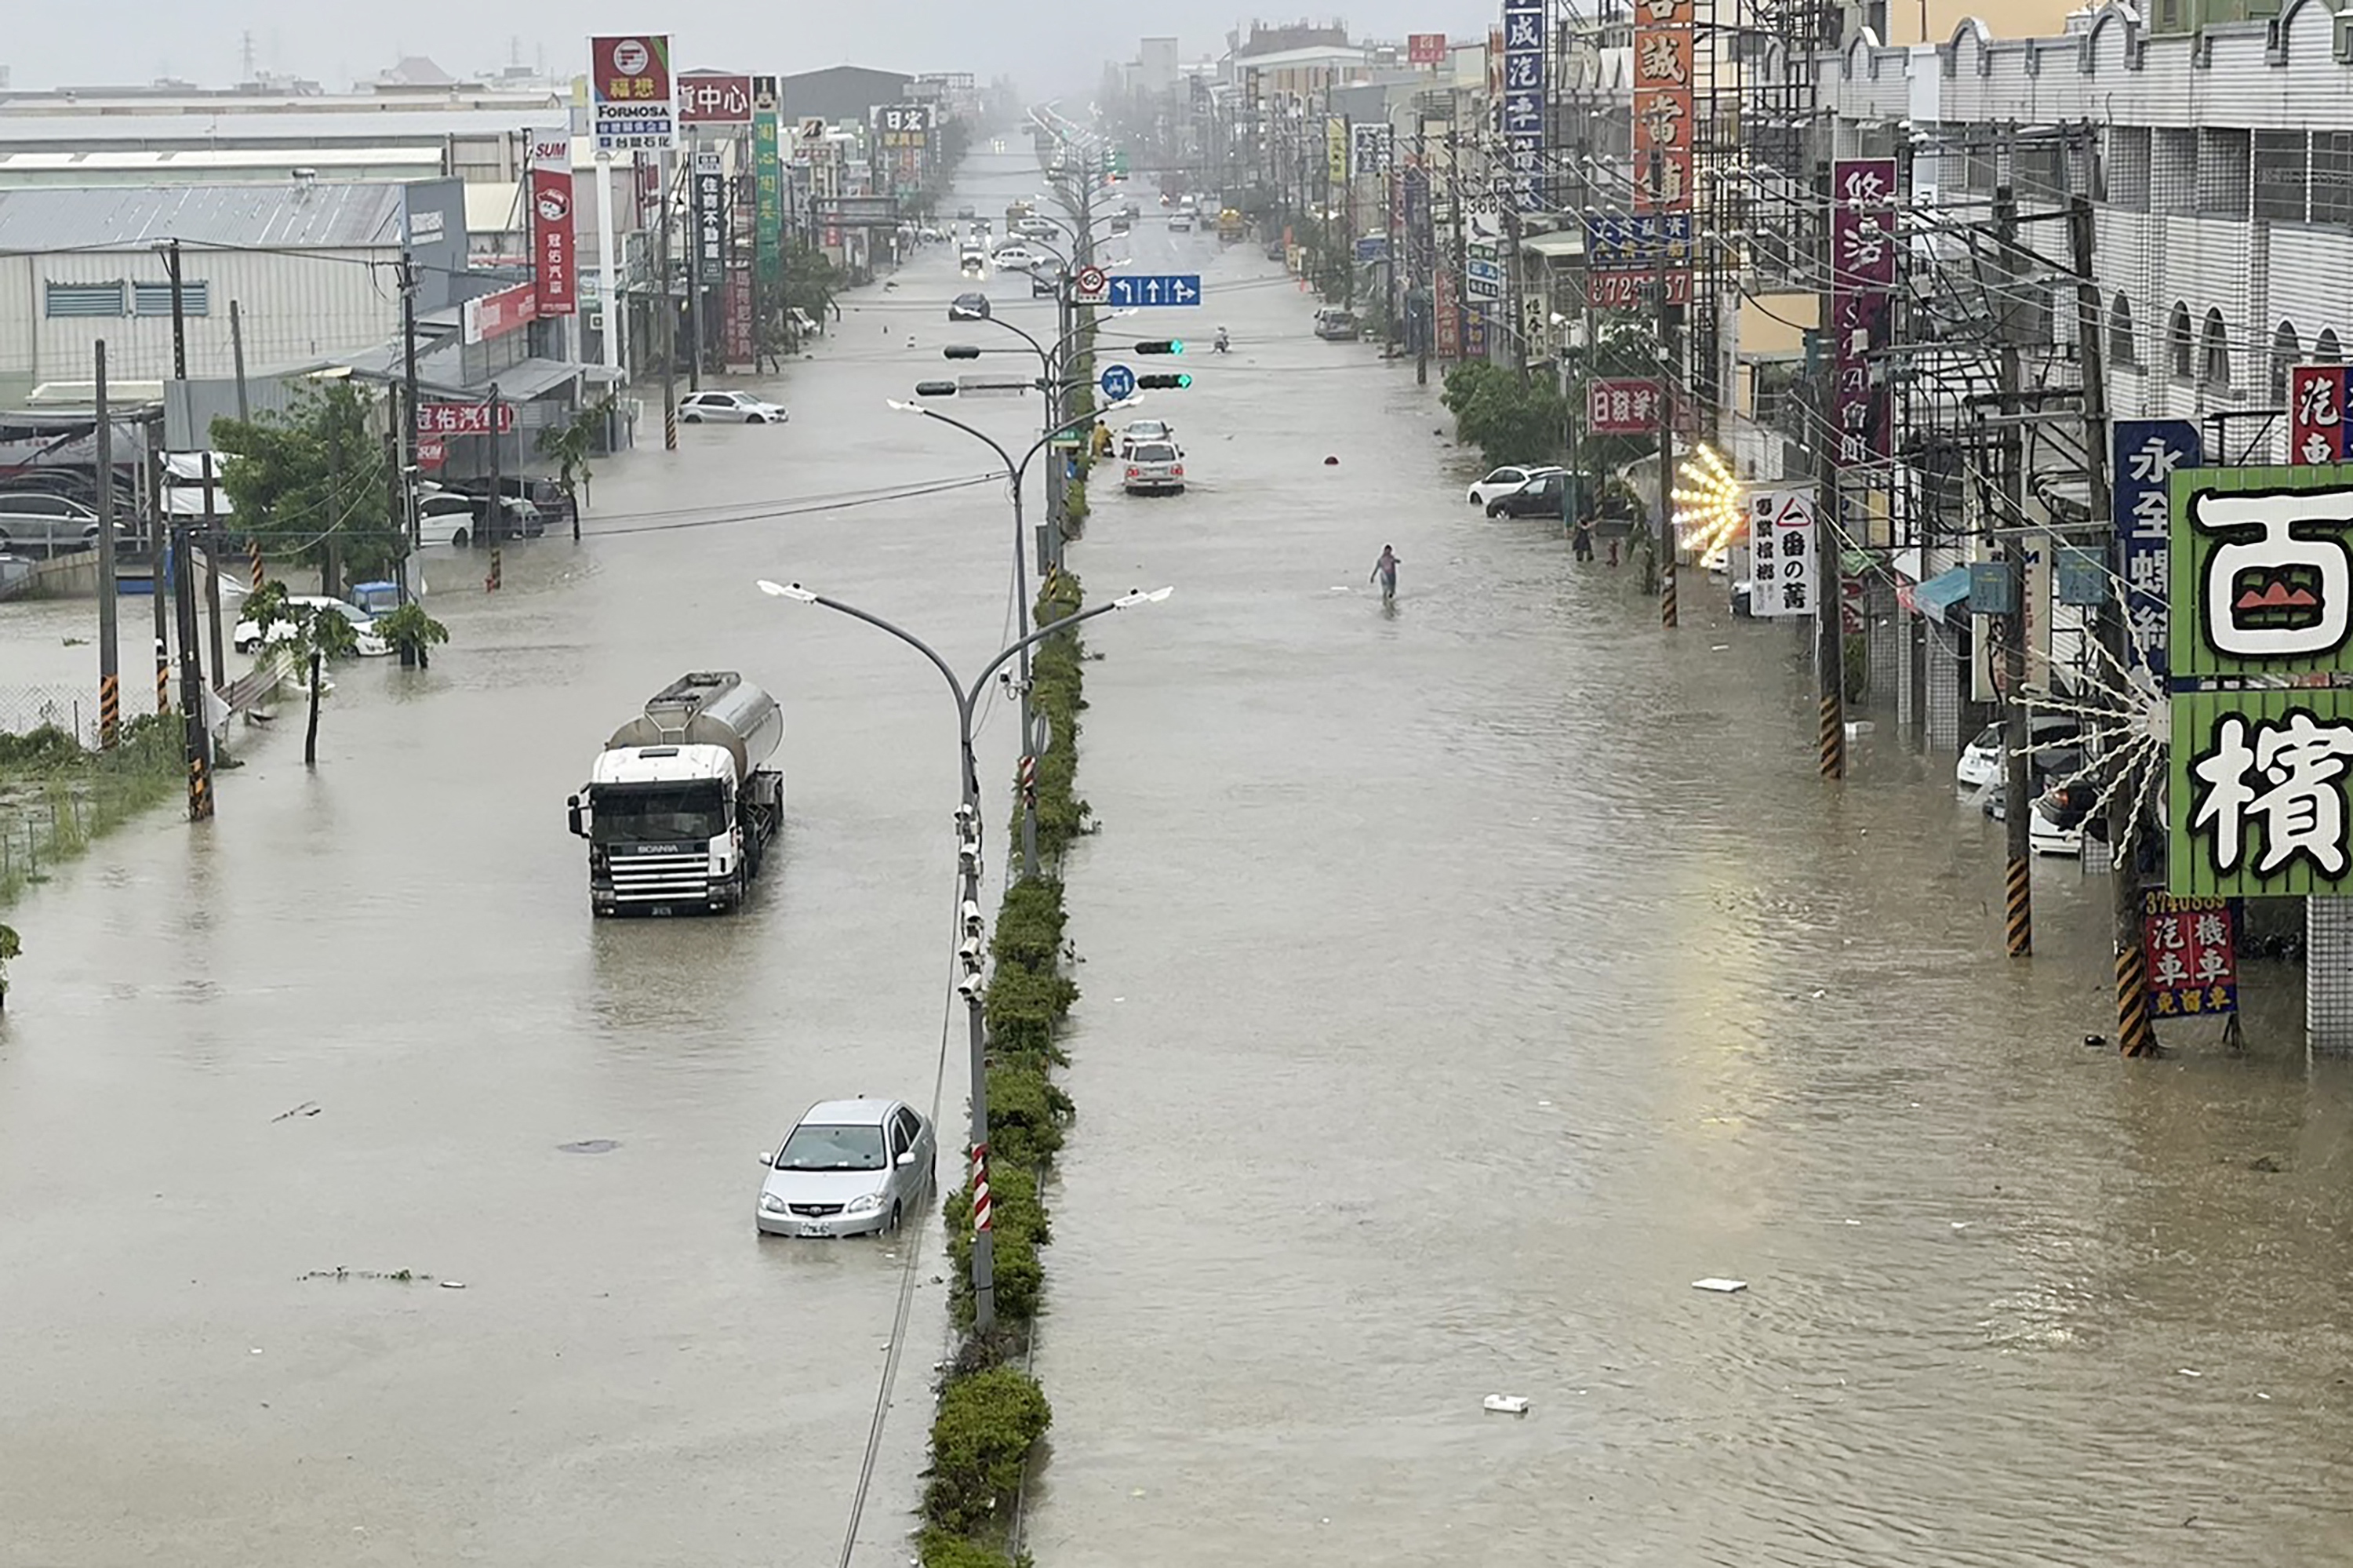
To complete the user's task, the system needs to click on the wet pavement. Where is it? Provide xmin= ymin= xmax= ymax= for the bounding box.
xmin=4 ymin=150 xmax=2353 ymax=1564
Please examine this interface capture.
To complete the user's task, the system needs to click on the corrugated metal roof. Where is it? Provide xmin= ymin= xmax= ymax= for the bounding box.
xmin=0 ymin=182 xmax=409 ymax=252
xmin=0 ymin=108 xmax=551 ymax=147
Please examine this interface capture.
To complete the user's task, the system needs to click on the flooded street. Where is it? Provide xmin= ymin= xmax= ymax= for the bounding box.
xmin=5 ymin=150 xmax=2353 ymax=1563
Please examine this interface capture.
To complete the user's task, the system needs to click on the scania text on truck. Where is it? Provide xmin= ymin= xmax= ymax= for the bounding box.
xmin=566 ymin=671 xmax=785 ymax=915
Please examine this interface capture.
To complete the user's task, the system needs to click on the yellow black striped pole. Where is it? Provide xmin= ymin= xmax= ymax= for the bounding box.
xmin=155 ymin=638 xmax=170 ymax=715
xmin=247 ymin=538 xmax=264 ymax=592
xmin=187 ymin=751 xmax=212 ymax=821
xmin=2004 ymin=855 xmax=2031 ymax=957
xmin=1817 ymin=693 xmax=1845 ymax=779
xmin=486 ymin=548 xmax=503 ymax=592
xmin=2116 ymin=942 xmax=2156 ymax=1056
xmin=1661 ymin=556 xmax=1678 ymax=628
xmin=98 ymin=673 xmax=121 ymax=751
xmin=664 ymin=404 xmax=678 ymax=451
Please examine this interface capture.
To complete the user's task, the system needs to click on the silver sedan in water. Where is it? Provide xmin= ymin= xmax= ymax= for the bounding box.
xmin=755 ymin=1097 xmax=936 ymax=1238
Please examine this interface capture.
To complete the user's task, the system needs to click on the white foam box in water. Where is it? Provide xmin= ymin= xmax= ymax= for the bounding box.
xmin=1482 ymin=1395 xmax=1531 ymax=1416
xmin=1692 ymin=1278 xmax=1748 ymax=1293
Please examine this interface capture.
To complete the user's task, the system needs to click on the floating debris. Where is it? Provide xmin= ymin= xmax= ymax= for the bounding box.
xmin=557 ymin=1139 xmax=621 ymax=1155
xmin=1482 ymin=1394 xmax=1530 ymax=1415
xmin=271 ymin=1101 xmax=322 ymax=1123
xmin=1693 ymin=1278 xmax=1747 ymax=1293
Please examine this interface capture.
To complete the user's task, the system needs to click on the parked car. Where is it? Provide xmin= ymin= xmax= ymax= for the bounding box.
xmin=1169 ymin=212 xmax=1194 ymax=231
xmin=1031 ymin=264 xmax=1064 ymax=298
xmin=1488 ymin=471 xmax=1573 ymax=519
xmin=1466 ymin=464 xmax=1564 ymax=510
xmin=233 ymin=595 xmax=391 ymax=657
xmin=680 ymin=390 xmax=787 ymax=425
xmin=1116 ymin=418 xmax=1174 ymax=457
xmin=949 ymin=292 xmax=992 ymax=321
xmin=755 ymin=1097 xmax=936 ymax=1238
xmin=1122 ymin=440 xmax=1186 ymax=495
xmin=1315 ymin=309 xmax=1361 ymax=340
xmin=991 ymin=243 xmax=1042 ymax=271
xmin=446 ymin=474 xmax=573 ymax=531
xmin=0 ymin=492 xmax=132 ymax=558
xmin=1017 ymin=216 xmax=1059 ymax=240
xmin=1956 ymin=715 xmax=2085 ymax=794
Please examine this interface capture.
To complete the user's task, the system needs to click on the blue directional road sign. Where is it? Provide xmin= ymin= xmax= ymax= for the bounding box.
xmin=1100 ymin=363 xmax=1137 ymax=400
xmin=1104 ymin=274 xmax=1203 ymax=308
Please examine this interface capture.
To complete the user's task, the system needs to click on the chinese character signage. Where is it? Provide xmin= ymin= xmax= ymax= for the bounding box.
xmin=1749 ymin=487 xmax=1817 ymax=618
xmin=1587 ymin=378 xmax=1664 ymax=435
xmin=1435 ymin=267 xmax=1460 ymax=358
xmin=754 ymin=77 xmax=782 ymax=285
xmin=2169 ymin=463 xmax=2353 ymax=895
xmin=724 ymin=269 xmax=755 ymax=367
xmin=874 ymin=104 xmax=933 ymax=150
xmin=2292 ymin=364 xmax=2350 ymax=465
xmin=1585 ymin=270 xmax=1693 ymax=308
xmin=1583 ymin=213 xmax=1693 ymax=269
xmin=2140 ymin=891 xmax=2240 ymax=1017
xmin=1326 ymin=117 xmax=1348 ymax=185
xmin=1632 ymin=0 xmax=1693 ymax=214
xmin=1830 ymin=158 xmax=1897 ymax=470
xmin=678 ymin=71 xmax=753 ymax=126
xmin=589 ymin=35 xmax=676 ymax=152
xmin=2113 ymin=419 xmax=2199 ymax=675
xmin=1409 ymin=32 xmax=1449 ymax=64
xmin=1464 ymin=236 xmax=1502 ymax=302
xmin=416 ymin=402 xmax=517 ymax=437
xmin=1500 ymin=0 xmax=1546 ymax=209
xmin=1350 ymin=122 xmax=1393 ymax=178
xmin=461 ymin=280 xmax=537 ymax=345
xmin=693 ymin=162 xmax=725 ymax=276
xmin=528 ymin=129 xmax=576 ymax=318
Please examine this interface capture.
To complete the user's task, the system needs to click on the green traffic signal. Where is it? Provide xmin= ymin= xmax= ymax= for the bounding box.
xmin=1134 ymin=340 xmax=1185 ymax=355
xmin=1136 ymin=373 xmax=1191 ymax=390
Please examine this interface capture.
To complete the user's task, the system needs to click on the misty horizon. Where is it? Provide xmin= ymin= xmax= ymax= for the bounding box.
xmin=5 ymin=2 xmax=1501 ymax=102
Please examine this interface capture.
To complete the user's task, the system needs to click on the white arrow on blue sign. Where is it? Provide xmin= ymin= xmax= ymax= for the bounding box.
xmin=1105 ymin=274 xmax=1204 ymax=308
xmin=1100 ymin=363 xmax=1136 ymax=400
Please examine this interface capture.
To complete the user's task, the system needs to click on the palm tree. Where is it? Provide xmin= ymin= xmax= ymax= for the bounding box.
xmin=536 ymin=398 xmax=612 ymax=540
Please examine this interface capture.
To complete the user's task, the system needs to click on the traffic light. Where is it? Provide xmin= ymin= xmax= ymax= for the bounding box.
xmin=1136 ymin=373 xmax=1191 ymax=390
xmin=1134 ymin=340 xmax=1185 ymax=355
xmin=913 ymin=380 xmax=959 ymax=397
xmin=941 ymin=345 xmax=982 ymax=359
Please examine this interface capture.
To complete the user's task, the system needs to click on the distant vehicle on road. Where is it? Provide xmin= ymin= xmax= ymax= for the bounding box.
xmin=756 ymin=1097 xmax=936 ymax=1238
xmin=959 ymin=248 xmax=986 ymax=276
xmin=1168 ymin=212 xmax=1193 ymax=231
xmin=989 ymin=243 xmax=1042 ymax=270
xmin=1314 ymin=309 xmax=1360 ymax=340
xmin=348 ymin=580 xmax=401 ymax=619
xmin=1116 ymin=418 xmax=1173 ymax=457
xmin=0 ymin=492 xmax=131 ymax=558
xmin=233 ymin=595 xmax=390 ymax=657
xmin=1031 ymin=264 xmax=1064 ymax=298
xmin=680 ymin=390 xmax=787 ymax=425
xmin=567 ymin=671 xmax=787 ymax=916
xmin=1217 ymin=209 xmax=1246 ymax=242
xmin=1467 ymin=465 xmax=1563 ymax=509
xmin=1016 ymin=216 xmax=1059 ymax=241
xmin=1956 ymin=715 xmax=2084 ymax=795
xmin=1487 ymin=471 xmax=1572 ymax=519
xmin=445 ymin=474 xmax=575 ymax=531
xmin=1110 ymin=214 xmax=1133 ymax=234
xmin=949 ymin=293 xmax=992 ymax=321
xmin=1122 ymin=440 xmax=1186 ymax=495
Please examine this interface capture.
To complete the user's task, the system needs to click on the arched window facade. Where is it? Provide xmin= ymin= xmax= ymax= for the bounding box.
xmin=2273 ymin=322 xmax=2301 ymax=402
xmin=2169 ymin=303 xmax=2194 ymax=380
xmin=2201 ymin=308 xmax=2230 ymax=391
xmin=2109 ymin=293 xmax=2137 ymax=368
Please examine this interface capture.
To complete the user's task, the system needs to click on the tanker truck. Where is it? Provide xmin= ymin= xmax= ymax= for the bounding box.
xmin=566 ymin=671 xmax=785 ymax=916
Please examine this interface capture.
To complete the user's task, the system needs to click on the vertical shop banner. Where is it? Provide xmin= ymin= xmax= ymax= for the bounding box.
xmin=1435 ymin=260 xmax=1460 ymax=358
xmin=2167 ymin=462 xmax=2353 ymax=896
xmin=1326 ymin=117 xmax=1348 ymax=185
xmin=1500 ymin=0 xmax=1546 ymax=209
xmin=1403 ymin=165 xmax=1433 ymax=272
xmin=753 ymin=77 xmax=782 ymax=286
xmin=1464 ymin=302 xmax=1490 ymax=358
xmin=1749 ymin=487 xmax=1819 ymax=617
xmin=1829 ymin=158 xmax=1897 ymax=469
xmin=2140 ymin=891 xmax=2241 ymax=1017
xmin=527 ymin=129 xmax=576 ymax=316
xmin=1350 ymin=122 xmax=1393 ymax=178
xmin=589 ymin=35 xmax=676 ymax=152
xmin=1632 ymin=0 xmax=1693 ymax=213
xmin=2292 ymin=364 xmax=2352 ymax=466
xmin=693 ymin=155 xmax=724 ymax=286
xmin=2113 ymin=419 xmax=2200 ymax=674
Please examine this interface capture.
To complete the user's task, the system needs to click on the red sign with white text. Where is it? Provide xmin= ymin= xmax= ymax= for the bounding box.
xmin=1587 ymin=379 xmax=1665 ymax=435
xmin=678 ymin=72 xmax=755 ymax=126
xmin=417 ymin=402 xmax=517 ymax=437
xmin=1584 ymin=269 xmax=1693 ymax=309
xmin=464 ymin=280 xmax=538 ymax=344
xmin=1408 ymin=32 xmax=1448 ymax=64
xmin=529 ymin=129 xmax=576 ymax=317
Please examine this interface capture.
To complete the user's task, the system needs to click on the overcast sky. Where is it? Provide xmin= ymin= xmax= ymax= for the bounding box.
xmin=12 ymin=2 xmax=1500 ymax=97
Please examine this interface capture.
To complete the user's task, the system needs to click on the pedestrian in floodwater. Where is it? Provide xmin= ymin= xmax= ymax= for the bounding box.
xmin=1370 ymin=545 xmax=1400 ymax=603
xmin=1571 ymin=508 xmax=1595 ymax=562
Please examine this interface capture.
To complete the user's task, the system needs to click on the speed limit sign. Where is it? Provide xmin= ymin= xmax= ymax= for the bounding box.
xmin=1072 ymin=264 xmax=1109 ymax=304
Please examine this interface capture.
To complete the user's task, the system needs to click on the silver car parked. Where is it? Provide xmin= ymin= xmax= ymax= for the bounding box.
xmin=0 ymin=492 xmax=132 ymax=558
xmin=755 ymin=1097 xmax=936 ymax=1238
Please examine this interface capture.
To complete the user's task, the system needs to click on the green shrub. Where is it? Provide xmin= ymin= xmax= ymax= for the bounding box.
xmin=918 ymin=1529 xmax=1024 ymax=1568
xmin=991 ymin=879 xmax=1067 ymax=970
xmin=944 ymin=1162 xmax=1049 ymax=1326
xmin=923 ymin=1366 xmax=1052 ymax=1536
xmin=987 ymin=1063 xmax=1072 ymax=1167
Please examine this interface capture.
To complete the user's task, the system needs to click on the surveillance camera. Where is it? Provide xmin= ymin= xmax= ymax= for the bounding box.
xmin=955 ymin=803 xmax=977 ymax=824
xmin=958 ymin=933 xmax=984 ymax=965
xmin=961 ymin=899 xmax=984 ymax=933
xmin=958 ymin=837 xmax=983 ymax=868
xmin=956 ymin=971 xmax=986 ymax=1002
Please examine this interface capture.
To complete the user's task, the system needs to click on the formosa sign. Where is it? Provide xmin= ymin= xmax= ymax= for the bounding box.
xmin=2169 ymin=463 xmax=2353 ymax=896
xmin=589 ymin=35 xmax=677 ymax=151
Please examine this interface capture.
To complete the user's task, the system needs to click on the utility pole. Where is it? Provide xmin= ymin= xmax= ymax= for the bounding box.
xmin=1413 ymin=124 xmax=1429 ymax=387
xmin=198 ymin=453 xmax=225 ymax=692
xmin=1504 ymin=196 xmax=1527 ymax=384
xmin=1652 ymin=145 xmax=1676 ymax=627
xmin=485 ymin=385 xmax=504 ymax=591
xmin=165 ymin=243 xmax=225 ymax=693
xmin=228 ymin=299 xmax=250 ymax=421
xmin=1994 ymin=184 xmax=2031 ymax=953
xmin=688 ymin=133 xmax=707 ymax=392
xmin=398 ymin=249 xmax=423 ymax=606
xmin=1815 ymin=161 xmax=1847 ymax=781
xmin=2071 ymin=191 xmax=2146 ymax=1052
xmin=146 ymin=412 xmax=168 ymax=715
xmin=660 ymin=151 xmax=680 ymax=451
xmin=95 ymin=342 xmax=120 ymax=750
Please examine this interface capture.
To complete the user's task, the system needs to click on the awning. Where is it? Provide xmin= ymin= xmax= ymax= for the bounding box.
xmin=1900 ymin=565 xmax=1971 ymax=618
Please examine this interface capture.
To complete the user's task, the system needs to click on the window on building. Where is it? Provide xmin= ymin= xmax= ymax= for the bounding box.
xmin=2202 ymin=307 xmax=2231 ymax=391
xmin=2169 ymin=303 xmax=2195 ymax=380
xmin=2152 ymin=128 xmax=2199 ymax=216
xmin=2108 ymin=127 xmax=2151 ymax=213
xmin=2253 ymin=130 xmax=2308 ymax=223
xmin=2016 ymin=143 xmax=2068 ymax=203
xmin=44 ymin=281 xmax=126 ymax=318
xmin=2273 ymin=322 xmax=2303 ymax=401
xmin=130 ymin=281 xmax=209 ymax=317
xmin=2320 ymin=329 xmax=2345 ymax=365
xmin=2198 ymin=129 xmax=2252 ymax=219
xmin=2109 ymin=293 xmax=2137 ymax=368
xmin=1965 ymin=147 xmax=1996 ymax=194
xmin=2315 ymin=132 xmax=2353 ymax=226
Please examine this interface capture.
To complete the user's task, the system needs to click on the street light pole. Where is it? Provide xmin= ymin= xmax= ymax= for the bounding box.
xmin=754 ymin=578 xmax=1173 ymax=1335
